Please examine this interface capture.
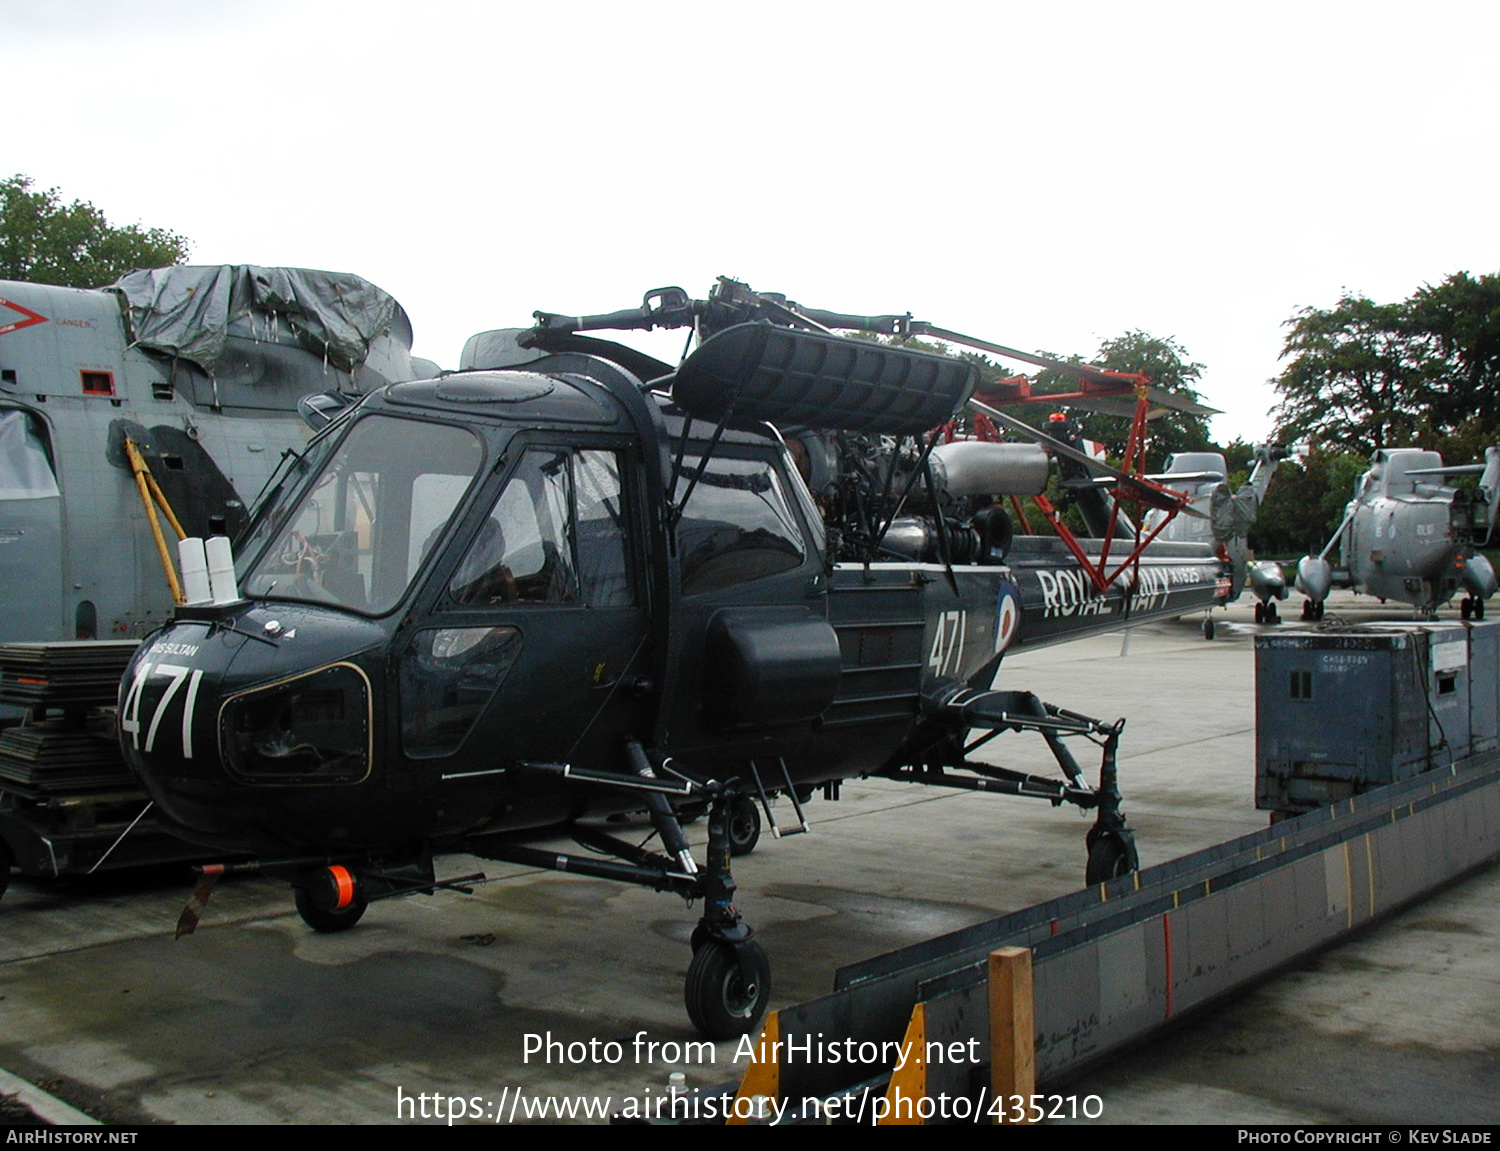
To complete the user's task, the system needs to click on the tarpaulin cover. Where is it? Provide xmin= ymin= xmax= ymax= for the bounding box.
xmin=107 ymin=266 xmax=399 ymax=374
xmin=1211 ymin=486 xmax=1261 ymax=542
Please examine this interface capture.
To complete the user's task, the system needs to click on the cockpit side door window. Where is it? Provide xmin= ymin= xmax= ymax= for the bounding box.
xmin=402 ymin=445 xmax=642 ymax=761
xmin=447 ymin=447 xmax=632 ymax=608
xmin=675 ymin=452 xmax=807 ymax=597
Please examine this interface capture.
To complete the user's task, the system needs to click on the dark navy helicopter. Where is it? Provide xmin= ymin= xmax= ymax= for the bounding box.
xmin=118 ymin=279 xmax=1228 ymax=1037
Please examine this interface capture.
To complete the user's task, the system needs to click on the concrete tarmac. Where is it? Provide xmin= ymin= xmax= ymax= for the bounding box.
xmin=1 ymin=591 xmax=1496 ymax=1124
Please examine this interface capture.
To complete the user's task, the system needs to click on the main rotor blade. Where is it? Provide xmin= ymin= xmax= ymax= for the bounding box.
xmin=1142 ymin=471 xmax=1227 ymax=485
xmin=912 ymin=324 xmax=1123 ymax=384
xmin=1405 ymin=464 xmax=1488 ymax=477
xmin=1064 ymin=387 xmax=1221 ymax=419
xmin=532 ymin=280 xmax=1222 ymax=419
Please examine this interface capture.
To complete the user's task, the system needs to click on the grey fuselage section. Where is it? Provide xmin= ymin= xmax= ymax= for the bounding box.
xmin=0 ymin=272 xmax=425 ymax=645
xmin=1339 ymin=449 xmax=1474 ymax=607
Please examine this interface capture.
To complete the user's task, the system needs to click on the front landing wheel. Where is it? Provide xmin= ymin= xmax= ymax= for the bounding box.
xmin=729 ymin=797 xmax=761 ymax=857
xmin=685 ymin=940 xmax=771 ymax=1039
xmin=1085 ymin=832 xmax=1138 ymax=886
xmin=294 ymin=885 xmax=368 ymax=933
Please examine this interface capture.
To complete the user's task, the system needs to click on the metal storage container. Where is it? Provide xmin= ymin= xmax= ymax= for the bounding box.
xmin=1254 ymin=623 xmax=1475 ymax=814
xmin=1467 ymin=620 xmax=1499 ymax=755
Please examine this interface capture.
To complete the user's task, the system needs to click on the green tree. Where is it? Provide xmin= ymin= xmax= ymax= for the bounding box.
xmin=1272 ymin=294 xmax=1432 ymax=454
xmin=1034 ymin=331 xmax=1213 ymax=466
xmin=1219 ymin=437 xmax=1258 ymax=481
xmin=1272 ymin=274 xmax=1500 ymax=459
xmin=1247 ymin=448 xmax=1365 ymax=557
xmin=0 ymin=175 xmax=190 ymax=288
xmin=1404 ymin=272 xmax=1500 ymax=458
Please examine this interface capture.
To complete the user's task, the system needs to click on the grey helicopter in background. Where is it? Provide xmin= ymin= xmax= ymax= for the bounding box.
xmin=1143 ymin=442 xmax=1306 ymax=633
xmin=0 ymin=264 xmax=435 ymax=649
xmin=1293 ymin=446 xmax=1500 ymax=620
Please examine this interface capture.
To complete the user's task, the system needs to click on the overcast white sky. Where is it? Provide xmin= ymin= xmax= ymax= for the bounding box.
xmin=5 ymin=1 xmax=1498 ymax=442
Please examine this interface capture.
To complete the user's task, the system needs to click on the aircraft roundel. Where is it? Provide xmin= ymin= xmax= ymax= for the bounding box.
xmin=994 ymin=580 xmax=1020 ymax=653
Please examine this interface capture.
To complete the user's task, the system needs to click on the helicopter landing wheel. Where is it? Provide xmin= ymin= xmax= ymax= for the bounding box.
xmin=294 ymin=883 xmax=368 ymax=933
xmin=728 ymin=796 xmax=761 ymax=857
xmin=1084 ymin=832 xmax=1138 ymax=886
xmin=684 ymin=939 xmax=771 ymax=1039
xmin=1264 ymin=601 xmax=1279 ymax=625
xmin=1202 ymin=616 xmax=1216 ymax=640
xmin=1477 ymin=599 xmax=1487 ymax=621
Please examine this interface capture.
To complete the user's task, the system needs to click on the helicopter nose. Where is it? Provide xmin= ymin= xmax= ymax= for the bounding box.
xmin=1464 ymin=554 xmax=1498 ymax=600
xmin=1295 ymin=556 xmax=1332 ymax=603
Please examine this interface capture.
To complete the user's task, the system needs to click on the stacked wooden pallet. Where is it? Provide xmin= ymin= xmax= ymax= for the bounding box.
xmin=0 ymin=642 xmax=139 ymax=793
xmin=0 ymin=641 xmax=140 ymax=709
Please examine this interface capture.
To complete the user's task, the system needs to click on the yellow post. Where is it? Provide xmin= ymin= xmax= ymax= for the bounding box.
xmin=988 ymin=946 xmax=1035 ymax=1123
xmin=879 ymin=1001 xmax=927 ymax=1125
xmin=728 ymin=1010 xmax=780 ymax=1125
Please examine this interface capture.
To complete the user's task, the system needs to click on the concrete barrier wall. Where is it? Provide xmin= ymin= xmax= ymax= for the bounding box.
xmin=1031 ymin=760 xmax=1500 ymax=1080
xmin=714 ymin=756 xmax=1500 ymax=1119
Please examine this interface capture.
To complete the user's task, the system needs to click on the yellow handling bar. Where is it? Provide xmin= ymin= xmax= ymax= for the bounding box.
xmin=124 ymin=437 xmax=187 ymax=605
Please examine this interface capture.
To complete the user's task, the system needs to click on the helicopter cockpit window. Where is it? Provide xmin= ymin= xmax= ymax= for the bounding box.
xmin=676 ymin=454 xmax=806 ymax=597
xmin=450 ymin=448 xmax=630 ymax=608
xmin=241 ymin=415 xmax=482 ymax=615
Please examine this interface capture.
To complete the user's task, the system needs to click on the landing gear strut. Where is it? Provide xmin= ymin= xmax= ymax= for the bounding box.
xmin=888 ymin=689 xmax=1140 ymax=889
xmin=473 ymin=758 xmax=771 ymax=1039
xmin=686 ymin=794 xmax=771 ymax=1038
xmin=1084 ymin=730 xmax=1138 ymax=885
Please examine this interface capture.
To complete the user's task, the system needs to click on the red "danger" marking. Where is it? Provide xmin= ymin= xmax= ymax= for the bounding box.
xmin=0 ymin=297 xmax=48 ymax=336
